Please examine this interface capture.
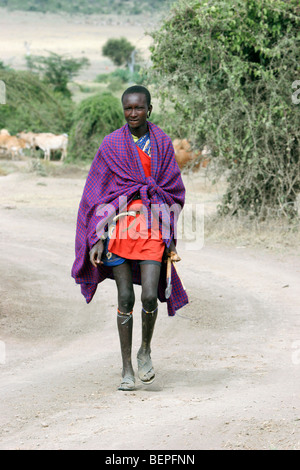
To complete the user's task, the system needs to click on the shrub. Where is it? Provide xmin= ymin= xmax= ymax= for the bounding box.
xmin=94 ymin=73 xmax=110 ymax=84
xmin=107 ymin=76 xmax=124 ymax=92
xmin=68 ymin=92 xmax=124 ymax=161
xmin=95 ymin=67 xmax=147 ymax=87
xmin=150 ymin=0 xmax=300 ymax=218
xmin=0 ymin=69 xmax=74 ymax=135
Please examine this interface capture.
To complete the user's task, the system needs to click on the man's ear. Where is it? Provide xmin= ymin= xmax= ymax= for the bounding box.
xmin=147 ymin=105 xmax=153 ymax=118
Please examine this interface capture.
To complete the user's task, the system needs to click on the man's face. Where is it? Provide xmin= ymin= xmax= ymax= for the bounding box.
xmin=122 ymin=93 xmax=151 ymax=130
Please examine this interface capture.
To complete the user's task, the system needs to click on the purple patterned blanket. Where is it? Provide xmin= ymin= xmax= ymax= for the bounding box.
xmin=71 ymin=122 xmax=189 ymax=316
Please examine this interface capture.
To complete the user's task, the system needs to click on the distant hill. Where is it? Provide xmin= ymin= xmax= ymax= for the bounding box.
xmin=0 ymin=0 xmax=171 ymax=15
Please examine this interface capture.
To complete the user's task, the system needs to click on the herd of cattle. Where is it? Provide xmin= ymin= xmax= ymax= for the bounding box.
xmin=0 ymin=128 xmax=209 ymax=170
xmin=0 ymin=129 xmax=68 ymax=161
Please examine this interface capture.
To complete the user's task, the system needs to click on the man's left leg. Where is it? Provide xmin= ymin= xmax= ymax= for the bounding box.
xmin=138 ymin=262 xmax=161 ymax=384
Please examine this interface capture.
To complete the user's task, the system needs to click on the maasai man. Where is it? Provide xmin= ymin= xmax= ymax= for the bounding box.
xmin=72 ymin=86 xmax=188 ymax=391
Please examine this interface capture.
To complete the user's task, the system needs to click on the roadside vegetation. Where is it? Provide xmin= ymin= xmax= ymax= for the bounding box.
xmin=150 ymin=0 xmax=300 ymax=219
xmin=0 ymin=38 xmax=148 ymax=161
xmin=0 ymin=68 xmax=74 ymax=135
xmin=0 ymin=0 xmax=299 ymax=237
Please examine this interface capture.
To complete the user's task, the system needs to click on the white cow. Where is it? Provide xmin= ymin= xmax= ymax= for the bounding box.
xmin=34 ymin=133 xmax=68 ymax=161
xmin=18 ymin=131 xmax=68 ymax=161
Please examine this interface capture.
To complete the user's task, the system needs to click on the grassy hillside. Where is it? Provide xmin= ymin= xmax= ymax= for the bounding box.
xmin=0 ymin=0 xmax=171 ymax=15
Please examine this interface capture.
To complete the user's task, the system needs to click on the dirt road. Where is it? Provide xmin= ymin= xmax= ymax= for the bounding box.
xmin=0 ymin=165 xmax=299 ymax=450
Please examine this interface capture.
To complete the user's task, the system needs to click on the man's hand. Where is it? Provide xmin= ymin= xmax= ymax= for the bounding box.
xmin=168 ymin=239 xmax=177 ymax=254
xmin=165 ymin=239 xmax=181 ymax=262
xmin=89 ymin=239 xmax=104 ymax=267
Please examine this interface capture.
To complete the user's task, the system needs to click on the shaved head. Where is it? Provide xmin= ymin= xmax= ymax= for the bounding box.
xmin=121 ymin=86 xmax=151 ymax=107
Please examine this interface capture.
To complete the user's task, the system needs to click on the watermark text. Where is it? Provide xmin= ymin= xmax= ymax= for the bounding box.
xmin=96 ymin=198 xmax=204 ymax=251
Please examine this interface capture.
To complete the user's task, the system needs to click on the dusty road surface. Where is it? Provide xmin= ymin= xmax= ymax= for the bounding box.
xmin=0 ymin=163 xmax=299 ymax=450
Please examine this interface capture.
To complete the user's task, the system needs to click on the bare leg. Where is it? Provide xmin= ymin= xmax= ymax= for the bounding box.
xmin=137 ymin=263 xmax=161 ymax=384
xmin=112 ymin=262 xmax=135 ymax=390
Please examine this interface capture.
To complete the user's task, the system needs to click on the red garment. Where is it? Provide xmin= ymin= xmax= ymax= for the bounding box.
xmin=108 ymin=146 xmax=165 ymax=262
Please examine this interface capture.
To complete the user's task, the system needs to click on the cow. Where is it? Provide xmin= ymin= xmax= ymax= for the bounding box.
xmin=173 ymin=138 xmax=210 ymax=171
xmin=34 ymin=133 xmax=68 ymax=161
xmin=0 ymin=135 xmax=27 ymax=159
xmin=17 ymin=131 xmax=41 ymax=147
xmin=17 ymin=131 xmax=68 ymax=161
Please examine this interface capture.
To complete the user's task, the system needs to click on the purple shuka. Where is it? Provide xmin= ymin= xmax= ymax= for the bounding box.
xmin=71 ymin=121 xmax=189 ymax=316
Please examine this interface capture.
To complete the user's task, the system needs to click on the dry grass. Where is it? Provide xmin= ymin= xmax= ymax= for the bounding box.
xmin=182 ymin=170 xmax=300 ymax=254
xmin=205 ymin=212 xmax=300 ymax=255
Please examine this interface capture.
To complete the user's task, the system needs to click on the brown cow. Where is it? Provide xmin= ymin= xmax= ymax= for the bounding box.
xmin=173 ymin=139 xmax=210 ymax=171
xmin=17 ymin=131 xmax=39 ymax=147
xmin=0 ymin=135 xmax=27 ymax=159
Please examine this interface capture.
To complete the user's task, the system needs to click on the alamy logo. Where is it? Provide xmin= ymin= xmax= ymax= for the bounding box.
xmin=96 ymin=198 xmax=205 ymax=251
xmin=0 ymin=80 xmax=6 ymax=104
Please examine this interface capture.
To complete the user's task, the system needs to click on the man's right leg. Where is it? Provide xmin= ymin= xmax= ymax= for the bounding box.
xmin=112 ymin=261 xmax=135 ymax=390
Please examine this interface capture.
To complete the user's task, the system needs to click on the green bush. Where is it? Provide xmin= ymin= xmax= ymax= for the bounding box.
xmin=68 ymin=92 xmax=124 ymax=161
xmin=0 ymin=69 xmax=74 ymax=135
xmin=95 ymin=67 xmax=147 ymax=87
xmin=111 ymin=68 xmax=131 ymax=83
xmin=0 ymin=61 xmax=11 ymax=71
xmin=107 ymin=76 xmax=124 ymax=92
xmin=112 ymin=67 xmax=147 ymax=85
xmin=150 ymin=0 xmax=300 ymax=218
xmin=94 ymin=73 xmax=110 ymax=84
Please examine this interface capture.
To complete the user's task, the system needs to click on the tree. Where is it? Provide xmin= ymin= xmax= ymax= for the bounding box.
xmin=150 ymin=0 xmax=300 ymax=218
xmin=102 ymin=37 xmax=135 ymax=67
xmin=26 ymin=51 xmax=90 ymax=97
